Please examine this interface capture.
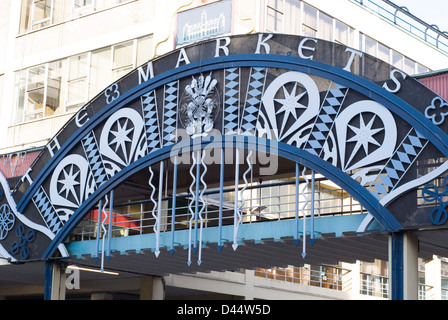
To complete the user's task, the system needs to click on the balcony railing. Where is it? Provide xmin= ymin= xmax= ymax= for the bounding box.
xmin=352 ymin=0 xmax=448 ymax=54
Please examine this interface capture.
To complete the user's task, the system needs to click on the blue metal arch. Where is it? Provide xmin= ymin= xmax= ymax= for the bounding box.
xmin=43 ymin=135 xmax=402 ymax=259
xmin=16 ymin=54 xmax=448 ymax=215
xmin=11 ymin=54 xmax=447 ymax=260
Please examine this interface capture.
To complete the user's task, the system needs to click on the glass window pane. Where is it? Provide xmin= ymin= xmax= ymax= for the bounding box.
xmin=417 ymin=64 xmax=428 ymax=74
xmin=32 ymin=0 xmax=52 ymax=29
xmin=67 ymin=79 xmax=87 ymax=108
xmin=74 ymin=0 xmax=93 ymax=8
xmin=112 ymin=41 xmax=133 ymax=80
xmin=377 ymin=43 xmax=390 ymax=63
xmin=19 ymin=0 xmax=33 ymax=33
xmin=33 ymin=0 xmax=52 ymax=20
xmin=89 ymin=47 xmax=111 ymax=98
xmin=365 ymin=36 xmax=376 ymax=56
xmin=113 ymin=42 xmax=133 ymax=69
xmin=392 ymin=51 xmax=403 ymax=69
xmin=267 ymin=7 xmax=283 ymax=32
xmin=26 ymin=87 xmax=45 ymax=121
xmin=136 ymin=36 xmax=153 ymax=66
xmin=303 ymin=4 xmax=317 ymax=30
xmin=46 ymin=61 xmax=64 ymax=116
xmin=404 ymin=57 xmax=415 ymax=75
xmin=69 ymin=54 xmax=88 ymax=80
xmin=319 ymin=13 xmax=332 ymax=42
xmin=14 ymin=71 xmax=27 ymax=123
xmin=268 ymin=0 xmax=284 ymax=11
xmin=28 ymin=65 xmax=46 ymax=90
xmin=68 ymin=54 xmax=88 ymax=107
xmin=335 ymin=20 xmax=349 ymax=45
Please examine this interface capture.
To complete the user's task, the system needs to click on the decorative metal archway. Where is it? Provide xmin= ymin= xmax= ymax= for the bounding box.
xmin=1 ymin=33 xmax=448 ymax=299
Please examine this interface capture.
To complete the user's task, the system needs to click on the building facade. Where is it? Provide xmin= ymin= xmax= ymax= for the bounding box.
xmin=0 ymin=0 xmax=448 ymax=300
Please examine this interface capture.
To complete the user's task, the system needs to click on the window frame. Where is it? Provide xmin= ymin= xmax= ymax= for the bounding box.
xmin=31 ymin=0 xmax=54 ymax=30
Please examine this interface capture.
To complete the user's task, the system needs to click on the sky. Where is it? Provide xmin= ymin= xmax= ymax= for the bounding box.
xmin=391 ymin=0 xmax=448 ymax=32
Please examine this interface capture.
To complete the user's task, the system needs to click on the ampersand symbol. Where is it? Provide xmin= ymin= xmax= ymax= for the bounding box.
xmin=105 ymin=83 xmax=120 ymax=104
xmin=424 ymin=97 xmax=448 ymax=126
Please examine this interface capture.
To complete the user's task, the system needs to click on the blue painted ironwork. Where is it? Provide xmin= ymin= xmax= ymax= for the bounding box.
xmin=16 ymin=53 xmax=448 ymax=220
xmin=10 ymin=224 xmax=35 ymax=260
xmin=310 ymin=170 xmax=315 ymax=246
xmin=42 ymin=136 xmax=403 ymax=260
xmin=0 ymin=204 xmax=15 ymax=240
xmin=300 ymin=165 xmax=308 ymax=259
xmin=390 ymin=232 xmax=404 ymax=300
xmin=217 ymin=149 xmax=224 ymax=252
xmin=422 ymin=176 xmax=448 ymax=226
xmin=170 ymin=157 xmax=178 ymax=255
xmin=107 ymin=190 xmax=114 ymax=261
xmin=232 ymin=148 xmax=240 ymax=251
xmin=294 ymin=163 xmax=300 ymax=246
xmin=95 ymin=199 xmax=102 ymax=262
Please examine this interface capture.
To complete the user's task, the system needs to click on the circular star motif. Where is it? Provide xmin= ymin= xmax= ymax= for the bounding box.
xmin=57 ymin=164 xmax=81 ymax=204
xmin=346 ymin=113 xmax=384 ymax=166
xmin=274 ymin=82 xmax=308 ymax=136
xmin=109 ymin=118 xmax=134 ymax=162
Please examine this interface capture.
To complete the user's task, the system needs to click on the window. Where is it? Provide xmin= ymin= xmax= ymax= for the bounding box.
xmin=67 ymin=54 xmax=88 ymax=109
xmin=298 ymin=4 xmax=353 ymax=46
xmin=136 ymin=36 xmax=153 ymax=66
xmin=46 ymin=61 xmax=64 ymax=116
xmin=89 ymin=47 xmax=111 ymax=99
xmin=335 ymin=20 xmax=351 ymax=46
xmin=302 ymin=4 xmax=317 ymax=37
xmin=31 ymin=0 xmax=53 ymax=30
xmin=417 ymin=64 xmax=429 ymax=74
xmin=266 ymin=0 xmax=284 ymax=33
xmin=319 ymin=12 xmax=332 ymax=42
xmin=404 ymin=57 xmax=415 ymax=74
xmin=26 ymin=65 xmax=46 ymax=121
xmin=377 ymin=43 xmax=390 ymax=63
xmin=13 ymin=35 xmax=153 ymax=124
xmin=72 ymin=0 xmax=95 ymax=17
xmin=112 ymin=41 xmax=134 ymax=81
xmin=13 ymin=61 xmax=65 ymax=122
xmin=392 ymin=51 xmax=404 ymax=70
xmin=364 ymin=36 xmax=377 ymax=56
xmin=19 ymin=0 xmax=134 ymax=33
xmin=73 ymin=0 xmax=93 ymax=8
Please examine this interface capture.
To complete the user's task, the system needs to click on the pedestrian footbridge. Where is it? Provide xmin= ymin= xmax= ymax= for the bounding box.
xmin=1 ymin=34 xmax=448 ymax=299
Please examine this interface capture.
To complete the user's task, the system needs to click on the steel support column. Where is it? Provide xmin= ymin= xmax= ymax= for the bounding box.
xmin=390 ymin=232 xmax=404 ymax=300
xmin=44 ymin=260 xmax=66 ymax=300
xmin=389 ymin=231 xmax=419 ymax=300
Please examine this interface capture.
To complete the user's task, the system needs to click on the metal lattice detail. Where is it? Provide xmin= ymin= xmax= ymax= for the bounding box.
xmin=304 ymin=83 xmax=348 ymax=155
xmin=223 ymin=68 xmax=240 ymax=135
xmin=162 ymin=81 xmax=178 ymax=146
xmin=240 ymin=67 xmax=267 ymax=134
xmin=81 ymin=131 xmax=109 ymax=188
xmin=141 ymin=90 xmax=162 ymax=153
xmin=368 ymin=128 xmax=428 ymax=199
xmin=32 ymin=187 xmax=62 ymax=234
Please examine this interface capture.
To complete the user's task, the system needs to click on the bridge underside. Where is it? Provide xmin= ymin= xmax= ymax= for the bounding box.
xmin=0 ymin=228 xmax=447 ymax=295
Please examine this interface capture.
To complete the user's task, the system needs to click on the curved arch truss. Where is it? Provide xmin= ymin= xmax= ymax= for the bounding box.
xmin=1 ymin=34 xmax=448 ymax=264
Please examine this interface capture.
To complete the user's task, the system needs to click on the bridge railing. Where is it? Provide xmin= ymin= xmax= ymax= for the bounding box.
xmin=71 ymin=177 xmax=366 ymax=241
xmin=351 ymin=0 xmax=448 ymax=54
